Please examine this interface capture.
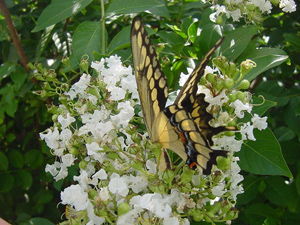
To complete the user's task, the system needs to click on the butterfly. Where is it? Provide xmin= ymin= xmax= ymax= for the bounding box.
xmin=131 ymin=17 xmax=230 ymax=175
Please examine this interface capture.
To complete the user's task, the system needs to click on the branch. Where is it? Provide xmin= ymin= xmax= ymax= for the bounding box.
xmin=0 ymin=0 xmax=38 ymax=85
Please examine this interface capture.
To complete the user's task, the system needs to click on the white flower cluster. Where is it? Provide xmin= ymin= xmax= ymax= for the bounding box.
xmin=40 ymin=55 xmax=267 ymax=224
xmin=207 ymin=0 xmax=296 ymax=23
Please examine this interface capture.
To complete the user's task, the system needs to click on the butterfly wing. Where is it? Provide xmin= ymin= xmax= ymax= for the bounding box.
xmin=174 ymin=37 xmax=224 ymax=108
xmin=131 ymin=17 xmax=168 ymax=141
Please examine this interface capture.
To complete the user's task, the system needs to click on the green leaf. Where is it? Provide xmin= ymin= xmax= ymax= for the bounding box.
xmin=35 ymin=25 xmax=56 ymax=60
xmin=5 ymin=98 xmax=18 ymax=117
xmin=221 ymin=26 xmax=258 ymax=61
xmin=281 ymin=141 xmax=300 ymax=164
xmin=15 ymin=170 xmax=33 ymax=190
xmin=106 ymin=0 xmax=169 ymax=18
xmin=157 ymin=31 xmax=185 ymax=54
xmin=10 ymin=66 xmax=27 ymax=88
xmin=274 ymin=126 xmax=295 ymax=142
xmin=237 ymin=128 xmax=292 ymax=178
xmin=244 ymin=203 xmax=278 ymax=225
xmin=196 ymin=24 xmax=222 ymax=56
xmin=0 ymin=151 xmax=9 ymax=171
xmin=108 ymin=26 xmax=131 ymax=54
xmin=8 ymin=149 xmax=24 ymax=169
xmin=72 ymin=21 xmax=104 ymax=62
xmin=237 ymin=175 xmax=261 ymax=205
xmin=29 ymin=218 xmax=55 ymax=225
xmin=24 ymin=149 xmax=43 ymax=168
xmin=284 ymin=97 xmax=300 ymax=137
xmin=264 ymin=176 xmax=297 ymax=209
xmin=255 ymin=80 xmax=289 ymax=107
xmin=237 ymin=48 xmax=288 ymax=82
xmin=252 ymin=96 xmax=277 ymax=116
xmin=32 ymin=0 xmax=93 ymax=32
xmin=0 ymin=173 xmax=14 ymax=192
xmin=33 ymin=189 xmax=53 ymax=205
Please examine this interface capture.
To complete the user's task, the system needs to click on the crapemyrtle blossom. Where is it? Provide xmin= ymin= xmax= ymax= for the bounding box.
xmin=206 ymin=0 xmax=296 ymax=23
xmin=38 ymin=54 xmax=268 ymax=224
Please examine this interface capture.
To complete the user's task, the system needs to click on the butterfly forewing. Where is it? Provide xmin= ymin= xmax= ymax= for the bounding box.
xmin=131 ymin=17 xmax=168 ymax=141
xmin=174 ymin=37 xmax=224 ymax=108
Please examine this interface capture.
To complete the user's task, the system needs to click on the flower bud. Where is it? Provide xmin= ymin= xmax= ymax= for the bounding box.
xmin=236 ymin=91 xmax=245 ymax=101
xmin=192 ymin=211 xmax=204 ymax=222
xmin=205 ymin=73 xmax=215 ymax=84
xmin=223 ymin=78 xmax=235 ymax=89
xmin=217 ymin=156 xmax=231 ymax=171
xmin=247 ymin=4 xmax=256 ymax=11
xmin=69 ymin=146 xmax=79 ymax=155
xmin=238 ymin=79 xmax=250 ymax=90
xmin=228 ymin=93 xmax=237 ymax=102
xmin=240 ymin=59 xmax=256 ymax=77
xmin=80 ymin=57 xmax=90 ymax=74
xmin=79 ymin=160 xmax=88 ymax=170
xmin=118 ymin=202 xmax=130 ymax=216
xmin=216 ymin=15 xmax=223 ymax=25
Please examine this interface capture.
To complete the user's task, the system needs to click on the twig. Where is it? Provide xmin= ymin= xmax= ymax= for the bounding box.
xmin=0 ymin=0 xmax=38 ymax=85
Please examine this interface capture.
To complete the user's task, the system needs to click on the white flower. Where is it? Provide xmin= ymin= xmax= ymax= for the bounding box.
xmin=94 ymin=169 xmax=108 ymax=180
xmin=251 ymin=114 xmax=268 ymax=130
xmin=250 ymin=0 xmax=273 ymax=13
xmin=207 ymin=89 xmax=229 ymax=107
xmin=230 ymin=99 xmax=253 ymax=118
xmin=212 ymin=183 xmax=226 ymax=196
xmin=111 ymin=101 xmax=135 ymax=127
xmin=109 ymin=86 xmax=126 ymax=100
xmin=227 ymin=9 xmax=242 ymax=22
xmin=130 ymin=193 xmax=172 ymax=218
xmin=74 ymin=170 xmax=89 ymax=189
xmin=61 ymin=184 xmax=89 ymax=211
xmin=163 ymin=217 xmax=180 ymax=225
xmin=128 ymin=175 xmax=148 ymax=193
xmin=61 ymin=153 xmax=75 ymax=167
xmin=45 ymin=162 xmax=59 ymax=176
xmin=66 ymin=73 xmax=91 ymax=99
xmin=99 ymin=187 xmax=110 ymax=201
xmin=240 ymin=122 xmax=256 ymax=141
xmin=108 ymin=173 xmax=129 ymax=197
xmin=279 ymin=0 xmax=297 ymax=12
xmin=86 ymin=142 xmax=102 ymax=155
xmin=60 ymin=128 xmax=72 ymax=142
xmin=213 ymin=136 xmax=243 ymax=152
xmin=178 ymin=68 xmax=193 ymax=87
xmin=40 ymin=127 xmax=60 ymax=149
xmin=58 ymin=113 xmax=75 ymax=129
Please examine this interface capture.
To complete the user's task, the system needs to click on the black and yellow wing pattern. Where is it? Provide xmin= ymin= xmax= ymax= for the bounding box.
xmin=131 ymin=17 xmax=227 ymax=175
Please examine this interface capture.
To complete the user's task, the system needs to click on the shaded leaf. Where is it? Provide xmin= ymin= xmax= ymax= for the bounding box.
xmin=108 ymin=26 xmax=131 ymax=54
xmin=8 ymin=149 xmax=24 ymax=169
xmin=72 ymin=21 xmax=104 ymax=62
xmin=106 ymin=0 xmax=169 ymax=18
xmin=15 ymin=170 xmax=33 ymax=190
xmin=238 ymin=48 xmax=288 ymax=82
xmin=0 ymin=174 xmax=14 ymax=193
xmin=237 ymin=128 xmax=292 ymax=178
xmin=0 ymin=152 xmax=9 ymax=171
xmin=221 ymin=26 xmax=258 ymax=61
xmin=237 ymin=175 xmax=261 ymax=205
xmin=33 ymin=0 xmax=93 ymax=32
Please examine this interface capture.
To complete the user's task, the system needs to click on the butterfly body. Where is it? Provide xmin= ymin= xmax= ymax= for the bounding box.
xmin=131 ymin=17 xmax=229 ymax=175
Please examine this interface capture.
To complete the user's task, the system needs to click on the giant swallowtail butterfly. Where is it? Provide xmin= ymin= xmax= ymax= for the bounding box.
xmin=131 ymin=17 xmax=229 ymax=175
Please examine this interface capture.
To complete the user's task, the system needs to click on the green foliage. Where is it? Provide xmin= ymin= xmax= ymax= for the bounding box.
xmin=0 ymin=0 xmax=299 ymax=224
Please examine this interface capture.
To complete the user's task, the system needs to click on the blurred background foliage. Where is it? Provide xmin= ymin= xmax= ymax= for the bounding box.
xmin=0 ymin=0 xmax=299 ymax=224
